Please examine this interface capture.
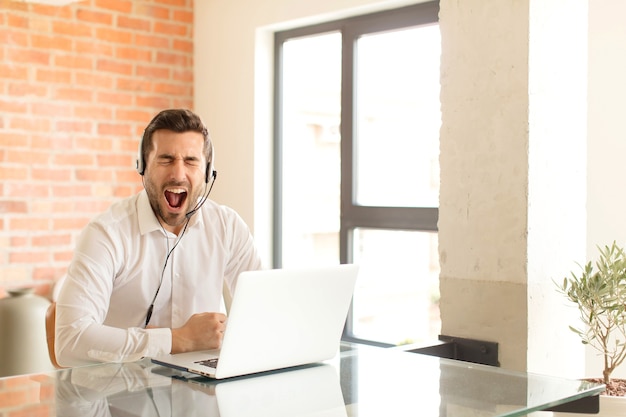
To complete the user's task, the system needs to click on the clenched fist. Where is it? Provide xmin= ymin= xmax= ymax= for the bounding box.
xmin=171 ymin=312 xmax=227 ymax=354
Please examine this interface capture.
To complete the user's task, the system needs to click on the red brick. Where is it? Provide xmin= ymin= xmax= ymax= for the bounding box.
xmin=4 ymin=184 xmax=49 ymax=198
xmin=31 ymin=200 xmax=74 ymax=214
xmin=117 ymin=15 xmax=151 ymax=32
xmin=0 ymin=166 xmax=28 ymax=180
xmin=53 ymin=20 xmax=93 ymax=38
xmin=28 ymin=15 xmax=53 ymax=33
xmin=31 ymin=4 xmax=73 ymax=19
xmin=53 ymin=217 xmax=90 ymax=230
xmin=6 ymin=13 xmax=29 ymax=29
xmin=33 ymin=267 xmax=67 ymax=281
xmin=96 ymin=58 xmax=133 ymax=75
xmin=155 ymin=0 xmax=190 ymax=7
xmin=52 ymin=184 xmax=92 ymax=197
xmin=134 ymin=33 xmax=170 ymax=48
xmin=0 ymin=132 xmax=29 ymax=147
xmin=31 ymin=102 xmax=70 ymax=117
xmin=75 ymin=137 xmax=114 ymax=152
xmin=97 ymin=153 xmax=132 ymax=167
xmin=114 ymin=184 xmax=138 ymax=197
xmin=96 ymin=0 xmax=132 ymax=13
xmin=11 ymin=236 xmax=29 ymax=247
xmin=136 ymin=65 xmax=170 ymax=80
xmin=74 ymin=200 xmax=113 ymax=213
xmin=172 ymin=98 xmax=193 ymax=109
xmin=0 ymin=28 xmax=29 ymax=47
xmin=116 ymin=169 xmax=141 ymax=182
xmin=54 ymin=54 xmax=94 ymax=70
xmin=31 ymin=33 xmax=74 ymax=51
xmin=32 ymin=168 xmax=72 ymax=182
xmin=135 ymin=4 xmax=170 ymax=20
xmin=0 ymin=100 xmax=28 ymax=113
xmin=10 ymin=218 xmax=50 ymax=231
xmin=117 ymin=77 xmax=152 ymax=92
xmin=157 ymin=51 xmax=189 ymax=66
xmin=116 ymin=109 xmax=152 ymax=123
xmin=136 ymin=95 xmax=171 ymax=109
xmin=55 ymin=120 xmax=93 ymax=133
xmin=173 ymin=39 xmax=193 ymax=53
xmin=172 ymin=68 xmax=193 ymax=83
xmin=76 ymin=169 xmax=114 ymax=182
xmin=36 ymin=68 xmax=73 ymax=84
xmin=153 ymin=82 xmax=190 ymax=95
xmin=53 ymin=153 xmax=94 ymax=166
xmin=54 ymin=87 xmax=94 ymax=102
xmin=73 ymin=105 xmax=114 ymax=119
xmin=122 ymin=137 xmax=142 ymax=153
xmin=173 ymin=9 xmax=193 ymax=24
xmin=154 ymin=21 xmax=188 ymax=37
xmin=7 ymin=82 xmax=48 ymax=97
xmin=54 ymin=250 xmax=74 ymax=262
xmin=32 ymin=233 xmax=72 ymax=247
xmin=116 ymin=46 xmax=152 ymax=62
xmin=10 ymin=116 xmax=52 ymax=132
xmin=96 ymin=27 xmax=133 ymax=44
xmin=0 ymin=63 xmax=28 ymax=79
xmin=76 ymin=8 xmax=114 ymax=25
xmin=6 ymin=150 xmax=51 ymax=165
xmin=75 ymin=72 xmax=115 ymax=88
xmin=75 ymin=39 xmax=114 ymax=56
xmin=31 ymin=135 xmax=73 ymax=150
xmin=0 ymin=201 xmax=28 ymax=214
xmin=10 ymin=251 xmax=50 ymax=263
xmin=97 ymin=91 xmax=135 ymax=106
xmin=97 ymin=123 xmax=132 ymax=136
xmin=7 ymin=47 xmax=50 ymax=65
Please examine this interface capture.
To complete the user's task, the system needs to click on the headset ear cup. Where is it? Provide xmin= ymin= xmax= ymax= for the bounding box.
xmin=205 ymin=142 xmax=215 ymax=183
xmin=136 ymin=134 xmax=145 ymax=175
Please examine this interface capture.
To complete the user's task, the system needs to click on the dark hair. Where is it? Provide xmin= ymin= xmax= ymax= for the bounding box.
xmin=140 ymin=109 xmax=212 ymax=171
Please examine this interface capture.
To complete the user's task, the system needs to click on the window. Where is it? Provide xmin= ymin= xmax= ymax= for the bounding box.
xmin=274 ymin=2 xmax=440 ymax=347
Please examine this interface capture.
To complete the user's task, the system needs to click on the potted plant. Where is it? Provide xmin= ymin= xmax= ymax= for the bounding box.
xmin=557 ymin=241 xmax=626 ymax=402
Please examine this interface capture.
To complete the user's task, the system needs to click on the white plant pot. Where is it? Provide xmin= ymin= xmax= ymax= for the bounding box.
xmin=550 ymin=395 xmax=626 ymax=417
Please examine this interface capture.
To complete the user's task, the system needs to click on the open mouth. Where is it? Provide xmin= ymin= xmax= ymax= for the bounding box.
xmin=164 ymin=188 xmax=188 ymax=210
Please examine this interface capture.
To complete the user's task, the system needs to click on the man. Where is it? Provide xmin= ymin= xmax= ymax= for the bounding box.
xmin=55 ymin=109 xmax=262 ymax=367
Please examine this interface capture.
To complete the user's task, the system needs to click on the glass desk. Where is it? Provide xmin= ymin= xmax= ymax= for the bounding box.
xmin=0 ymin=343 xmax=604 ymax=417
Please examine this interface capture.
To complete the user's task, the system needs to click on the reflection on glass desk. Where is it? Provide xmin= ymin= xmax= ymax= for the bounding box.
xmin=0 ymin=343 xmax=604 ymax=417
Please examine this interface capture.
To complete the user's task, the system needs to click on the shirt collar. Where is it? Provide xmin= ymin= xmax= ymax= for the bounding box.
xmin=137 ymin=190 xmax=161 ymax=235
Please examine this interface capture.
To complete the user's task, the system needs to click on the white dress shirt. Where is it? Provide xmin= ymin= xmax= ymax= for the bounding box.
xmin=55 ymin=190 xmax=262 ymax=367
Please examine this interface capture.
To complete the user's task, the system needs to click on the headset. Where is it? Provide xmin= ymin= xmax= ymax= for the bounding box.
xmin=135 ymin=131 xmax=216 ymax=184
xmin=136 ymin=129 xmax=217 ymax=327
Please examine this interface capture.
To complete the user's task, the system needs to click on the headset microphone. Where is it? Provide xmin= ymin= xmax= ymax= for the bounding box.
xmin=184 ymin=169 xmax=217 ymax=219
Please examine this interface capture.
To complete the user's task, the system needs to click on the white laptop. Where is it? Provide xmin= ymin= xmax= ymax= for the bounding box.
xmin=151 ymin=264 xmax=359 ymax=379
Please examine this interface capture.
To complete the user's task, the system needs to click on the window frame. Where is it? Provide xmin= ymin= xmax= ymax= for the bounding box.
xmin=274 ymin=1 xmax=440 ymax=346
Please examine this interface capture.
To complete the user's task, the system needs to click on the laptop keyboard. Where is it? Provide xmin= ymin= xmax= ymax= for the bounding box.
xmin=195 ymin=358 xmax=219 ymax=368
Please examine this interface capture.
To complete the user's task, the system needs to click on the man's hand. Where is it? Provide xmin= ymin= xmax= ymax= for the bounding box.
xmin=171 ymin=312 xmax=227 ymax=354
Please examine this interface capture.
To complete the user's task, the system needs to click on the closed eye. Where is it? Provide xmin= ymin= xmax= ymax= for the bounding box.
xmin=156 ymin=155 xmax=201 ymax=167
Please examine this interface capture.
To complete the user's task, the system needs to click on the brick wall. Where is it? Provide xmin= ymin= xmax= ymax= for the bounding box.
xmin=0 ymin=0 xmax=194 ymax=300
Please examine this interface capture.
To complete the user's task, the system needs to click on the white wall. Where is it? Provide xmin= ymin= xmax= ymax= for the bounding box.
xmin=586 ymin=0 xmax=626 ymax=378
